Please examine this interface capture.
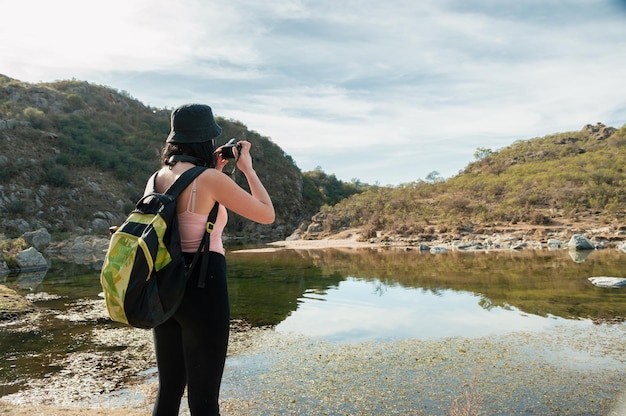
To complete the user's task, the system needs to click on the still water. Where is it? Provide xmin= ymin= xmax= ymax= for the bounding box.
xmin=274 ymin=278 xmax=592 ymax=342
xmin=1 ymin=246 xmax=626 ymax=396
xmin=227 ymin=247 xmax=626 ymax=337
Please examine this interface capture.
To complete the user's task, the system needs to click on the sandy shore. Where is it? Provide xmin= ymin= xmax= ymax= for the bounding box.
xmin=0 ymin=404 xmax=149 ymax=416
xmin=265 ymin=237 xmax=372 ymax=251
xmin=240 ymin=231 xmax=382 ymax=252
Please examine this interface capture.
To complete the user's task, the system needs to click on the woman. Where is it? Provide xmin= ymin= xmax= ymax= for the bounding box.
xmin=150 ymin=103 xmax=274 ymax=415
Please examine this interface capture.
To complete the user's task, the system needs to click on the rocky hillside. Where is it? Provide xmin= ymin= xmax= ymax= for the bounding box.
xmin=0 ymin=75 xmax=306 ymax=243
xmin=299 ymin=122 xmax=626 ymax=246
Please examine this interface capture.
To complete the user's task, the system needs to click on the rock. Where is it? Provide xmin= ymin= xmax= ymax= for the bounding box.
xmin=617 ymin=242 xmax=626 ymax=253
xmin=4 ymin=218 xmax=31 ymax=235
xmin=91 ymin=218 xmax=111 ymax=231
xmin=588 ymin=277 xmax=626 ymax=288
xmin=0 ymin=118 xmax=29 ymax=130
xmin=15 ymin=247 xmax=49 ymax=271
xmin=547 ymin=238 xmax=562 ymax=250
xmin=306 ymin=222 xmax=324 ymax=234
xmin=286 ymin=230 xmax=303 ymax=241
xmin=511 ymin=242 xmax=527 ymax=250
xmin=0 ymin=284 xmax=37 ymax=320
xmin=430 ymin=247 xmax=448 ymax=254
xmin=582 ymin=122 xmax=617 ymax=140
xmin=568 ymin=234 xmax=595 ymax=250
xmin=21 ymin=228 xmax=51 ymax=250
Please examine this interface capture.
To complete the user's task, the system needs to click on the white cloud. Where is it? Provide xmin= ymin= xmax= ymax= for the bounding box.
xmin=1 ymin=0 xmax=625 ymax=184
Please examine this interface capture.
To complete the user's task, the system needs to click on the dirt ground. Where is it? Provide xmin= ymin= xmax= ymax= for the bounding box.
xmin=0 ymin=404 xmax=148 ymax=416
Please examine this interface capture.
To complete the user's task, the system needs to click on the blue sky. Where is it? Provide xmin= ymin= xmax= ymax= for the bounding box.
xmin=2 ymin=0 xmax=626 ymax=185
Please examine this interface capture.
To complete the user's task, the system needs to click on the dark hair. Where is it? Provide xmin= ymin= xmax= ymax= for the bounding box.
xmin=161 ymin=140 xmax=216 ymax=168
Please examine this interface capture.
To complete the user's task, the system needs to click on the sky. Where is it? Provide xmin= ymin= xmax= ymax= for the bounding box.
xmin=2 ymin=0 xmax=626 ymax=185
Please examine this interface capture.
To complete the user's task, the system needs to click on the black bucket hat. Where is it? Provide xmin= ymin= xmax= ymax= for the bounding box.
xmin=166 ymin=104 xmax=222 ymax=143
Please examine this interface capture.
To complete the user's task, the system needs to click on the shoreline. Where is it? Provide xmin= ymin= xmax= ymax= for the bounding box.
xmin=238 ymin=232 xmax=622 ymax=253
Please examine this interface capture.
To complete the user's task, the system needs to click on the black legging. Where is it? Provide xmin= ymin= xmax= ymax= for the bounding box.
xmin=152 ymin=252 xmax=229 ymax=416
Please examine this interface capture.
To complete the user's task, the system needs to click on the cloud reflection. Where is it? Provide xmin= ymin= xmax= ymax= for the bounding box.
xmin=275 ymin=277 xmax=591 ymax=343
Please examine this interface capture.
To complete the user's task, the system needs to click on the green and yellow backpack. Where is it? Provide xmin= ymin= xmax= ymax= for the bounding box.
xmin=100 ymin=166 xmax=209 ymax=328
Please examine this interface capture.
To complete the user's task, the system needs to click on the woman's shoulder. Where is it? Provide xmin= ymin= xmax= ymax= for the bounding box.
xmin=198 ymin=168 xmax=233 ymax=184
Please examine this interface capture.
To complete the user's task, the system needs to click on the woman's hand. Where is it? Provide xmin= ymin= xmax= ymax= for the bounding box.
xmin=213 ymin=148 xmax=230 ymax=172
xmin=215 ymin=154 xmax=229 ymax=172
xmin=235 ymin=140 xmax=254 ymax=174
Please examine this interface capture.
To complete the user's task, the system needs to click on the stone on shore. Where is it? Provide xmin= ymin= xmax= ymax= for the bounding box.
xmin=588 ymin=277 xmax=626 ymax=288
xmin=547 ymin=238 xmax=563 ymax=250
xmin=0 ymin=284 xmax=37 ymax=320
xmin=430 ymin=247 xmax=448 ymax=254
xmin=568 ymin=234 xmax=595 ymax=250
xmin=15 ymin=247 xmax=49 ymax=271
xmin=21 ymin=228 xmax=51 ymax=250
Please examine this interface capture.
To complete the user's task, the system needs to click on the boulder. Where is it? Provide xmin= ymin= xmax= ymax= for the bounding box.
xmin=306 ymin=222 xmax=324 ymax=234
xmin=430 ymin=247 xmax=448 ymax=254
xmin=21 ymin=228 xmax=51 ymax=250
xmin=4 ymin=219 xmax=31 ymax=235
xmin=0 ymin=284 xmax=37 ymax=320
xmin=588 ymin=277 xmax=626 ymax=288
xmin=15 ymin=247 xmax=48 ymax=271
xmin=547 ymin=238 xmax=562 ymax=250
xmin=582 ymin=122 xmax=617 ymax=140
xmin=286 ymin=229 xmax=303 ymax=241
xmin=568 ymin=234 xmax=595 ymax=250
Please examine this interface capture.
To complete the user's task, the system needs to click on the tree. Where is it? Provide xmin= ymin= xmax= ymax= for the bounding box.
xmin=474 ymin=147 xmax=493 ymax=160
xmin=425 ymin=171 xmax=443 ymax=183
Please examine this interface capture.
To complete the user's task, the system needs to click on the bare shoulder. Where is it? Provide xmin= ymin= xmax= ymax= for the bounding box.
xmin=198 ymin=168 xmax=235 ymax=187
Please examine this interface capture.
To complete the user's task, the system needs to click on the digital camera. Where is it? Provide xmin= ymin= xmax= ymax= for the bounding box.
xmin=221 ymin=138 xmax=242 ymax=159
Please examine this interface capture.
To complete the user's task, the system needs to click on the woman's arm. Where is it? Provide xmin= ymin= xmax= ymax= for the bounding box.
xmin=209 ymin=140 xmax=275 ymax=224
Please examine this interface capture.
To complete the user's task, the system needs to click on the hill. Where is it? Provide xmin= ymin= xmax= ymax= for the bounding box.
xmin=299 ymin=122 xmax=626 ymax=245
xmin=0 ymin=75 xmax=360 ymax=243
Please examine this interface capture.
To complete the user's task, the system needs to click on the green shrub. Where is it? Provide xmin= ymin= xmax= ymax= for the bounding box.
xmin=42 ymin=165 xmax=71 ymax=187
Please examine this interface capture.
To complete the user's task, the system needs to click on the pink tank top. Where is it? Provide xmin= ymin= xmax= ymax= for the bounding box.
xmin=178 ymin=179 xmax=227 ymax=254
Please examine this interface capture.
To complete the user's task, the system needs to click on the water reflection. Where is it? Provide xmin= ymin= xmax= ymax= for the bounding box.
xmin=275 ymin=277 xmax=592 ymax=342
xmin=14 ymin=270 xmax=47 ymax=290
xmin=228 ymin=247 xmax=626 ymax=331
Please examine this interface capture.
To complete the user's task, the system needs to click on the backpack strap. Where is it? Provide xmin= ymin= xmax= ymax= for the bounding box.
xmin=187 ymin=202 xmax=220 ymax=288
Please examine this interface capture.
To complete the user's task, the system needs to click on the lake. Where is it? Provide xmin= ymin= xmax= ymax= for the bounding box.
xmin=1 ymin=246 xmax=626 ymax=407
xmin=226 ymin=246 xmax=626 ymax=332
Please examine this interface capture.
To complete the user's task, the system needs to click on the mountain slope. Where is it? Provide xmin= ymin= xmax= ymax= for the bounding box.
xmin=0 ymin=75 xmax=305 ymax=242
xmin=306 ymin=122 xmax=626 ymax=241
